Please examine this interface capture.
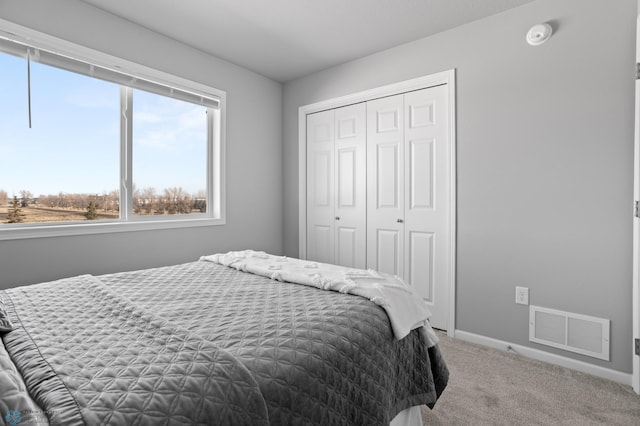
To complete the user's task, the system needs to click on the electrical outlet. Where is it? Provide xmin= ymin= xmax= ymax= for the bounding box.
xmin=515 ymin=286 xmax=529 ymax=305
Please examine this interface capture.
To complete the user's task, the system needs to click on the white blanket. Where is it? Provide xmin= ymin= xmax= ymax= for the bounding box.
xmin=201 ymin=250 xmax=439 ymax=345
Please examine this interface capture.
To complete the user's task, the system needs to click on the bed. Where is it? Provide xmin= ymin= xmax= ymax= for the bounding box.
xmin=0 ymin=250 xmax=448 ymax=425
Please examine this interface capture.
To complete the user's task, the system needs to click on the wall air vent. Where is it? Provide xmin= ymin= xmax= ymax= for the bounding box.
xmin=529 ymin=305 xmax=610 ymax=361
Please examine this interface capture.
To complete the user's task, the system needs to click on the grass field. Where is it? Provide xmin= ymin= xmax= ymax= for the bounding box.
xmin=0 ymin=205 xmax=119 ymax=223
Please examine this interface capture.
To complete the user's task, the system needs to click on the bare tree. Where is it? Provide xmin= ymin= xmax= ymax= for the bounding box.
xmin=0 ymin=189 xmax=7 ymax=206
xmin=55 ymin=192 xmax=68 ymax=208
xmin=134 ymin=187 xmax=157 ymax=215
xmin=19 ymin=189 xmax=33 ymax=207
xmin=102 ymin=190 xmax=119 ymax=212
xmin=71 ymin=194 xmax=86 ymax=210
xmin=163 ymin=187 xmax=192 ymax=214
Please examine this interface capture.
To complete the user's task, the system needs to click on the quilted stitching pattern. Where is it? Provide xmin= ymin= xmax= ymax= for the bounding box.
xmin=2 ymin=276 xmax=269 ymax=426
xmin=0 ymin=337 xmax=44 ymax=426
xmin=102 ymin=261 xmax=448 ymax=425
xmin=0 ymin=296 xmax=14 ymax=332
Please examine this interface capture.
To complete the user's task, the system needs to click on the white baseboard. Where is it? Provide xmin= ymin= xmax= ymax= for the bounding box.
xmin=453 ymin=330 xmax=632 ymax=386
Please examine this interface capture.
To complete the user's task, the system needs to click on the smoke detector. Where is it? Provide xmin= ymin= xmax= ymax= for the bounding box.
xmin=526 ymin=23 xmax=553 ymax=46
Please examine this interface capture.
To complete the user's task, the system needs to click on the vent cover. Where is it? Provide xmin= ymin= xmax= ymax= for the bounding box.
xmin=529 ymin=305 xmax=610 ymax=361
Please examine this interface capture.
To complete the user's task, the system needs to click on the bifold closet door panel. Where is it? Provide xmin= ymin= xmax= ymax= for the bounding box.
xmin=334 ymin=103 xmax=367 ymax=269
xmin=306 ymin=103 xmax=367 ymax=268
xmin=404 ymin=85 xmax=450 ymax=318
xmin=306 ymin=109 xmax=335 ymax=265
xmin=366 ymin=94 xmax=405 ymax=277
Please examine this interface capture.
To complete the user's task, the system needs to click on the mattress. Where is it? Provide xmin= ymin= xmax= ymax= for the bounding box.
xmin=0 ymin=255 xmax=448 ymax=425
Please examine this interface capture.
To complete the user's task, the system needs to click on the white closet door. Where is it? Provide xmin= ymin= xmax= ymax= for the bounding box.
xmin=303 ymin=76 xmax=454 ymax=332
xmin=366 ymin=94 xmax=405 ymax=276
xmin=404 ymin=85 xmax=450 ymax=330
xmin=306 ymin=109 xmax=335 ymax=264
xmin=334 ymin=103 xmax=367 ymax=269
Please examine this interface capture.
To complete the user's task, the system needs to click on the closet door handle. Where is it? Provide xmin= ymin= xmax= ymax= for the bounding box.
xmin=396 ymin=219 xmax=404 ymax=223
xmin=335 ymin=216 xmax=340 ymax=220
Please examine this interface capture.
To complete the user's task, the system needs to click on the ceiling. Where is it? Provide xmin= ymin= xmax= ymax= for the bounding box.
xmin=80 ymin=0 xmax=536 ymax=83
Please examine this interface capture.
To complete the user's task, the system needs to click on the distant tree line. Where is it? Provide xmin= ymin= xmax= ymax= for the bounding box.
xmin=132 ymin=187 xmax=206 ymax=215
xmin=1 ymin=186 xmax=206 ymax=223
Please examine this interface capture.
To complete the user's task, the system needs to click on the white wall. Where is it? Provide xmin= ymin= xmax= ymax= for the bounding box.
xmin=0 ymin=0 xmax=283 ymax=286
xmin=283 ymin=0 xmax=636 ymax=374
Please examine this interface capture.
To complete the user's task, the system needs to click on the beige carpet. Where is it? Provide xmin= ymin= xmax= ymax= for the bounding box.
xmin=421 ymin=332 xmax=640 ymax=425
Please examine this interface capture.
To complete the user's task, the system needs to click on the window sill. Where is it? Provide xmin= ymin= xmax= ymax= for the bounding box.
xmin=0 ymin=217 xmax=226 ymax=241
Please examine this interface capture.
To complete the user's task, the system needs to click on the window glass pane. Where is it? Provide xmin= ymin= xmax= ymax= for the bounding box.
xmin=0 ymin=53 xmax=120 ymax=225
xmin=131 ymin=89 xmax=207 ymax=216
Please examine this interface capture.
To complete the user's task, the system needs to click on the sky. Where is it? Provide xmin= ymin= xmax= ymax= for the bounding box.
xmin=0 ymin=51 xmax=207 ymax=198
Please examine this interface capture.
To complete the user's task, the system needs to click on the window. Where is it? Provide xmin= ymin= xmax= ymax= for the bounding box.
xmin=130 ymin=88 xmax=209 ymax=217
xmin=0 ymin=31 xmax=225 ymax=240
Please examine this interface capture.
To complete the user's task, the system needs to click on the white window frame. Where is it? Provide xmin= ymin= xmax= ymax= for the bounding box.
xmin=0 ymin=20 xmax=226 ymax=241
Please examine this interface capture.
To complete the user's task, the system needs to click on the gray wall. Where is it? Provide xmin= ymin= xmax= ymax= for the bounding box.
xmin=0 ymin=0 xmax=283 ymax=286
xmin=283 ymin=0 xmax=636 ymax=373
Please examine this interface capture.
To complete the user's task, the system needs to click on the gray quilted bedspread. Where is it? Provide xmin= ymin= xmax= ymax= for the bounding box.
xmin=1 ymin=260 xmax=448 ymax=426
xmin=1 ymin=275 xmax=269 ymax=426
